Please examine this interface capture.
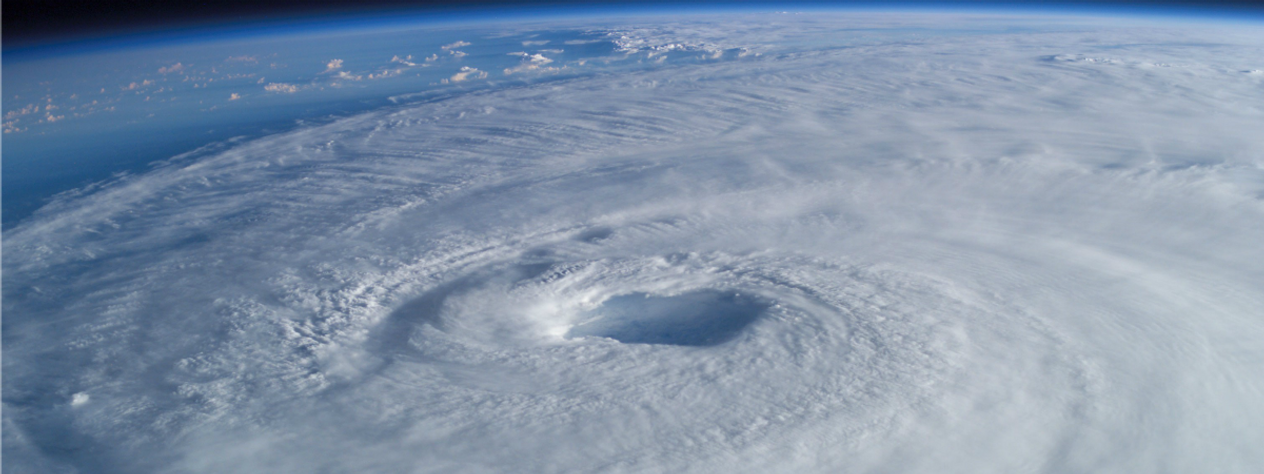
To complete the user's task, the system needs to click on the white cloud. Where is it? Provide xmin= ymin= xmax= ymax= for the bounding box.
xmin=441 ymin=66 xmax=487 ymax=83
xmin=325 ymin=59 xmax=344 ymax=72
xmin=229 ymin=93 xmax=242 ymax=101
xmin=367 ymin=68 xmax=405 ymax=80
xmin=123 ymin=79 xmax=154 ymax=90
xmin=158 ymin=62 xmax=185 ymax=74
xmin=507 ymin=52 xmax=553 ymax=64
xmin=504 ymin=53 xmax=559 ymax=75
xmin=263 ymin=83 xmax=300 ymax=93
xmin=5 ymin=103 xmax=39 ymax=119
xmin=390 ymin=55 xmax=417 ymax=66
xmin=441 ymin=40 xmax=471 ymax=50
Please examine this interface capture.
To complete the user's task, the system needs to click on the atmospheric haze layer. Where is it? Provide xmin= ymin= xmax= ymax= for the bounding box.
xmin=4 ymin=11 xmax=1264 ymax=474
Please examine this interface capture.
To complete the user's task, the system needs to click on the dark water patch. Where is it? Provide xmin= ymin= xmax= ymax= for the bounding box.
xmin=567 ymin=290 xmax=768 ymax=347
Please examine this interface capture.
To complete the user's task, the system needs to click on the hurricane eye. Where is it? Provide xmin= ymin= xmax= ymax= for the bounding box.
xmin=566 ymin=290 xmax=769 ymax=346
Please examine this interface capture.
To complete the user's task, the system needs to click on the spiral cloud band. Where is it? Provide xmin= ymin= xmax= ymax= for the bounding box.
xmin=5 ymin=14 xmax=1264 ymax=473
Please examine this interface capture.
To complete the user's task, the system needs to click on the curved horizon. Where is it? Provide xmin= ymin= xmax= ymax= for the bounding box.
xmin=7 ymin=0 xmax=1264 ymax=51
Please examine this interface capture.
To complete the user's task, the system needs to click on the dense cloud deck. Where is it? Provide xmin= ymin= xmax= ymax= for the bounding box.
xmin=5 ymin=12 xmax=1264 ymax=474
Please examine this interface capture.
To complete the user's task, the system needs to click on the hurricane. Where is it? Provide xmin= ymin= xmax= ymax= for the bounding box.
xmin=5 ymin=12 xmax=1264 ymax=473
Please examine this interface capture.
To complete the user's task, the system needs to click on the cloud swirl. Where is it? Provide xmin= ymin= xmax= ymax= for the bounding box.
xmin=5 ymin=15 xmax=1264 ymax=473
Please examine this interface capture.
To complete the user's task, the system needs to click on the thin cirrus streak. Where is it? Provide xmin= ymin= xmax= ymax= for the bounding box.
xmin=4 ymin=14 xmax=1264 ymax=473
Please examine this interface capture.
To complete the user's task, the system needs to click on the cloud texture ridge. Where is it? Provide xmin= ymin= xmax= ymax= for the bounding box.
xmin=5 ymin=14 xmax=1264 ymax=473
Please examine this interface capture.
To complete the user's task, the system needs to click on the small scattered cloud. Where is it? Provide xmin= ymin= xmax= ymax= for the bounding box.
xmin=391 ymin=55 xmax=417 ymax=67
xmin=226 ymin=55 xmax=258 ymax=62
xmin=158 ymin=63 xmax=185 ymax=74
xmin=124 ymin=79 xmax=155 ymax=90
xmin=647 ymin=44 xmax=686 ymax=57
xmin=450 ymin=50 xmax=468 ymax=58
xmin=508 ymin=52 xmax=554 ymax=64
xmin=325 ymin=59 xmax=344 ymax=72
xmin=264 ymin=83 xmax=300 ymax=93
xmin=522 ymin=40 xmax=550 ymax=46
xmin=3 ymin=120 xmax=26 ymax=133
xmin=441 ymin=41 xmax=471 ymax=50
xmin=425 ymin=54 xmax=439 ymax=62
xmin=367 ymin=69 xmax=405 ymax=80
xmin=229 ymin=93 xmax=242 ymax=101
xmin=5 ymin=103 xmax=39 ymax=119
xmin=441 ymin=66 xmax=487 ymax=84
xmin=564 ymin=39 xmax=603 ymax=45
xmin=504 ymin=53 xmax=560 ymax=75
